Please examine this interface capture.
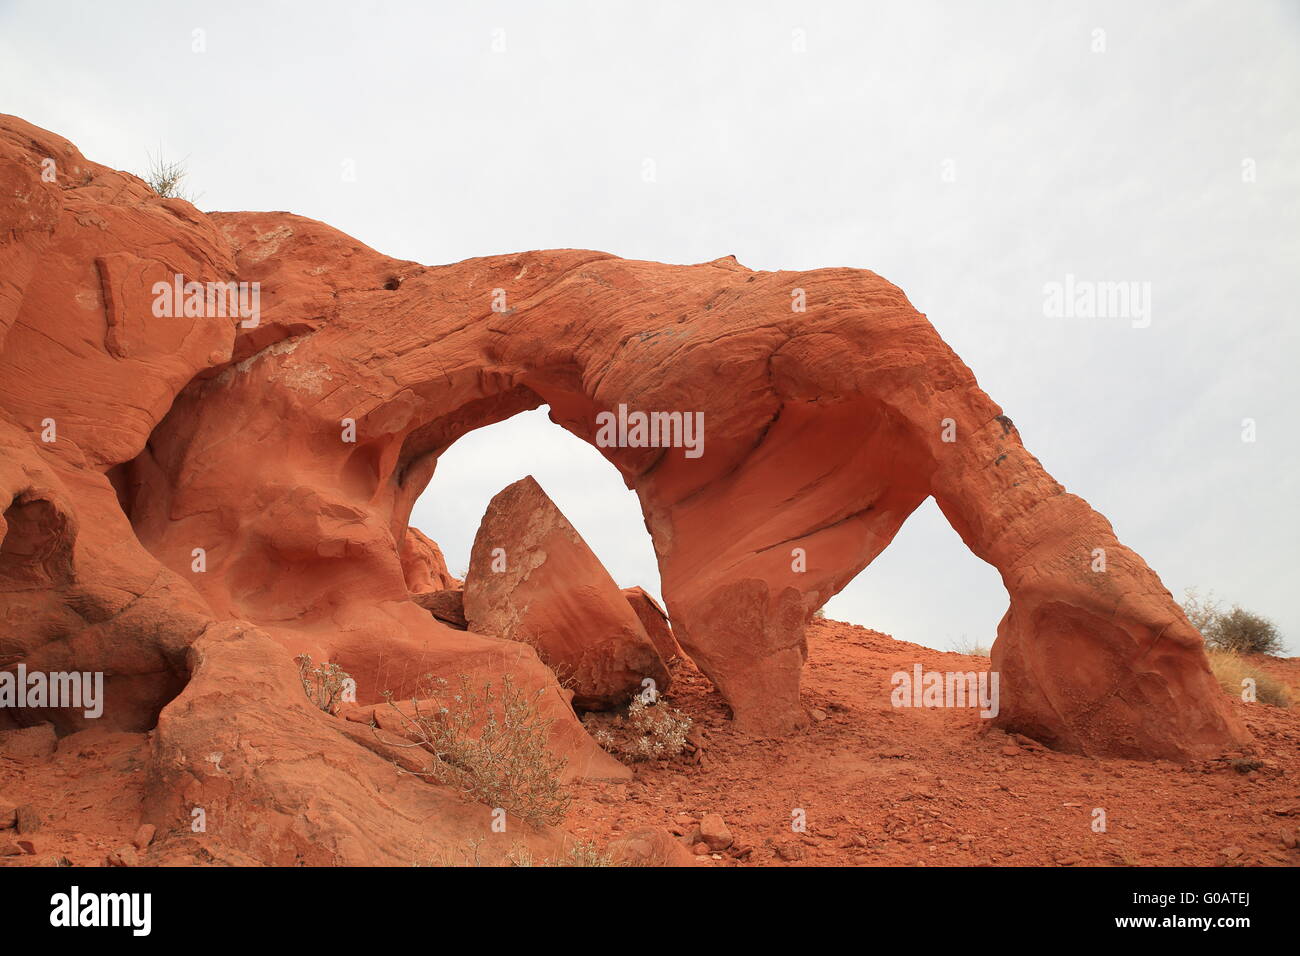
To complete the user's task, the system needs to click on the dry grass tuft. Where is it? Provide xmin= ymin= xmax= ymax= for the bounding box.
xmin=949 ymin=636 xmax=991 ymax=658
xmin=141 ymin=148 xmax=196 ymax=202
xmin=383 ymin=673 xmax=570 ymax=827
xmin=1205 ymin=648 xmax=1291 ymax=708
xmin=506 ymin=839 xmax=618 ymax=867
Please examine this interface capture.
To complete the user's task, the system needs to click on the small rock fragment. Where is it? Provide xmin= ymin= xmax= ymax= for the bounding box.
xmin=698 ymin=812 xmax=733 ymax=851
xmin=775 ymin=842 xmax=805 ymax=862
xmin=608 ymin=827 xmax=696 ymax=866
xmin=106 ymin=846 xmax=139 ymax=867
xmin=15 ymin=805 xmax=40 ymax=834
xmin=133 ymin=823 xmax=156 ymax=850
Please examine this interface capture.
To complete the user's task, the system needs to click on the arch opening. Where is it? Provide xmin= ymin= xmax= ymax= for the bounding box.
xmin=405 ymin=405 xmax=666 ymax=603
xmin=821 ymin=496 xmax=1012 ymax=655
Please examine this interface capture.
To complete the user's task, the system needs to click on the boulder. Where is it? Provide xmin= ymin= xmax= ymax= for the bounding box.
xmin=699 ymin=812 xmax=734 ymax=851
xmin=622 ymin=586 xmax=682 ymax=663
xmin=0 ymin=723 xmax=57 ymax=759
xmin=413 ymin=588 xmax=467 ymax=629
xmin=464 ymin=477 xmax=671 ymax=710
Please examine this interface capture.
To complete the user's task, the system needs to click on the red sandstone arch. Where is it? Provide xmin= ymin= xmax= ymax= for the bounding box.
xmin=0 ymin=115 xmax=1250 ymax=861
xmin=111 ymin=208 xmax=1242 ymax=760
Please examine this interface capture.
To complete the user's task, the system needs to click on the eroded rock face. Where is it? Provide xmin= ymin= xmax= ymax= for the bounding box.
xmin=413 ymin=588 xmax=467 ymax=629
xmin=144 ymin=622 xmax=622 ymax=865
xmin=0 ymin=103 xmax=1250 ymax=871
xmin=464 ymin=476 xmax=671 ymax=710
xmin=401 ymin=527 xmax=459 ymax=593
xmin=0 ymin=115 xmax=622 ymax=863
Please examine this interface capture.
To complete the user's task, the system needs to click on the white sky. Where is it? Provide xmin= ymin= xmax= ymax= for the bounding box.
xmin=3 ymin=0 xmax=1296 ymax=653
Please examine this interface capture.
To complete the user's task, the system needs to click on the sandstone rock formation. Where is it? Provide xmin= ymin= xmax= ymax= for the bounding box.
xmin=0 ymin=115 xmax=625 ymax=865
xmin=463 ymin=476 xmax=671 ymax=709
xmin=401 ymin=526 xmax=459 ymax=593
xmin=0 ymin=110 xmax=1251 ymax=866
xmin=413 ymin=588 xmax=467 ymax=629
xmin=622 ymin=586 xmax=682 ymax=663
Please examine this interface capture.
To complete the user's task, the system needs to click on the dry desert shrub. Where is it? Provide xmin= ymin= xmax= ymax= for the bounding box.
xmin=141 ymin=149 xmax=196 ymax=201
xmin=1205 ymin=606 xmax=1284 ymax=656
xmin=584 ymin=695 xmax=692 ymax=762
xmin=383 ymin=674 xmax=571 ymax=828
xmin=1206 ymin=648 xmax=1291 ymax=708
xmin=295 ymin=654 xmax=352 ymax=714
xmin=506 ymin=839 xmax=617 ymax=867
xmin=1183 ymin=588 xmax=1284 ymax=656
xmin=417 ymin=837 xmax=617 ymax=867
xmin=949 ymin=636 xmax=991 ymax=658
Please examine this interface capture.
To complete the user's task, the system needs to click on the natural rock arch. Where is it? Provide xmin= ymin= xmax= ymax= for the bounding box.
xmin=0 ymin=114 xmax=1251 ymax=860
xmin=105 ymin=207 xmax=1242 ymax=760
xmin=0 ymin=109 xmax=1247 ymax=863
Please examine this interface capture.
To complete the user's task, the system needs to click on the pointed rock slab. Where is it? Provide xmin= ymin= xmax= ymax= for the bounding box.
xmin=622 ymin=586 xmax=682 ymax=663
xmin=464 ymin=477 xmax=670 ymax=709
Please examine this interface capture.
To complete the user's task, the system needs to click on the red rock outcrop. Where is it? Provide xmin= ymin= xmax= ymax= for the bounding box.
xmin=0 ymin=110 xmax=1250 ymax=867
xmin=463 ymin=476 xmax=671 ymax=709
xmin=0 ymin=115 xmax=624 ymax=864
xmin=401 ymin=526 xmax=459 ymax=593
xmin=413 ymin=588 xmax=468 ymax=629
xmin=622 ymin=586 xmax=682 ymax=663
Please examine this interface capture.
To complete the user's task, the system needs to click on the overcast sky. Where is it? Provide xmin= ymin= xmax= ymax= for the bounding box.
xmin=3 ymin=0 xmax=1296 ymax=654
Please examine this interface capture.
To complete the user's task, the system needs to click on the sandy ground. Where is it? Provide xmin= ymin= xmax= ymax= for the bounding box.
xmin=2 ymin=617 xmax=1296 ymax=867
xmin=569 ymin=619 xmax=1300 ymax=867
